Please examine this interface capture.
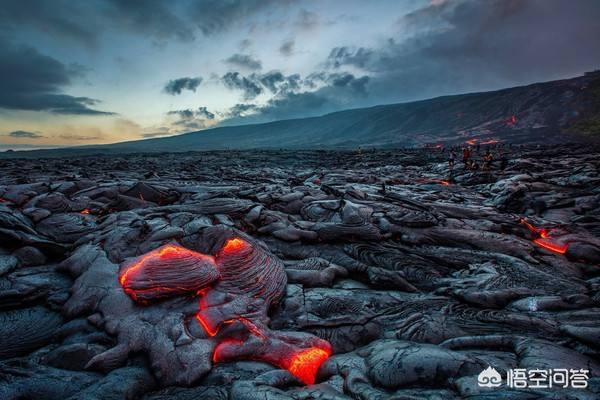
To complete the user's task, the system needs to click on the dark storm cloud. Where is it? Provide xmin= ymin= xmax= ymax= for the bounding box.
xmin=328 ymin=0 xmax=600 ymax=103
xmin=225 ymin=54 xmax=262 ymax=71
xmin=222 ymin=71 xmax=370 ymax=125
xmin=104 ymin=0 xmax=195 ymax=42
xmin=0 ymin=1 xmax=98 ymax=46
xmin=0 ymin=40 xmax=113 ymax=115
xmin=279 ymin=40 xmax=294 ymax=57
xmin=221 ymin=72 xmax=263 ymax=99
xmin=0 ymin=0 xmax=292 ymax=46
xmin=164 ymin=77 xmax=203 ymax=95
xmin=326 ymin=47 xmax=375 ymax=69
xmin=259 ymin=73 xmax=369 ymax=119
xmin=7 ymin=130 xmax=44 ymax=139
xmin=258 ymin=71 xmax=301 ymax=93
xmin=221 ymin=71 xmax=302 ymax=100
xmin=0 ymin=0 xmax=194 ymax=45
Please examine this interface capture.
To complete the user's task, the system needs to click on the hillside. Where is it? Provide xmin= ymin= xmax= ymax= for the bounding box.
xmin=2 ymin=72 xmax=600 ymax=158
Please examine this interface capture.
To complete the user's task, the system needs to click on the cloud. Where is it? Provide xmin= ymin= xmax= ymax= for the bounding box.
xmin=163 ymin=77 xmax=203 ymax=95
xmin=221 ymin=71 xmax=370 ymax=124
xmin=225 ymin=54 xmax=262 ymax=70
xmin=0 ymin=1 xmax=296 ymax=47
xmin=279 ymin=40 xmax=294 ymax=56
xmin=326 ymin=46 xmax=375 ymax=69
xmin=168 ymin=107 xmax=215 ymax=120
xmin=141 ymin=132 xmax=169 ymax=138
xmin=221 ymin=72 xmax=263 ymax=99
xmin=239 ymin=39 xmax=252 ymax=50
xmin=296 ymin=9 xmax=319 ymax=30
xmin=0 ymin=0 xmax=196 ymax=46
xmin=220 ymin=70 xmax=303 ymax=100
xmin=7 ymin=130 xmax=44 ymax=139
xmin=104 ymin=0 xmax=195 ymax=42
xmin=187 ymin=0 xmax=289 ymax=36
xmin=224 ymin=103 xmax=260 ymax=118
xmin=0 ymin=1 xmax=99 ymax=46
xmin=327 ymin=0 xmax=600 ymax=104
xmin=0 ymin=40 xmax=113 ymax=115
xmin=58 ymin=134 xmax=101 ymax=141
xmin=167 ymin=106 xmax=216 ymax=131
xmin=257 ymin=73 xmax=370 ymax=120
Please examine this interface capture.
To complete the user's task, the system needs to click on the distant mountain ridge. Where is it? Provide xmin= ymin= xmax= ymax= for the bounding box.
xmin=3 ymin=71 xmax=600 ymax=158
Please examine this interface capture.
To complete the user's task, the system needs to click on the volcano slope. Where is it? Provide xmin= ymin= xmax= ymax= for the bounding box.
xmin=0 ymin=144 xmax=599 ymax=399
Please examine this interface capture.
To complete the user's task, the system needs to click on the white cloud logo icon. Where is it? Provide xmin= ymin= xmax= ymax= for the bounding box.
xmin=478 ymin=366 xmax=502 ymax=388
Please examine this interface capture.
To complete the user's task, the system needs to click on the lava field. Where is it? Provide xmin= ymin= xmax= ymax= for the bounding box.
xmin=1 ymin=145 xmax=599 ymax=399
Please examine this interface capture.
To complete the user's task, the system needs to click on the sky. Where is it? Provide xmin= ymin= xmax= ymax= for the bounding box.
xmin=1 ymin=0 xmax=600 ymax=149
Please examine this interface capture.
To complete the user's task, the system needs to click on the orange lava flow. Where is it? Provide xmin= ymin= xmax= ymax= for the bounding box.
xmin=431 ymin=179 xmax=450 ymax=186
xmin=221 ymin=237 xmax=249 ymax=254
xmin=212 ymin=338 xmax=244 ymax=363
xmin=466 ymin=139 xmax=477 ymax=145
xmin=286 ymin=347 xmax=331 ymax=385
xmin=119 ymin=245 xmax=214 ymax=288
xmin=196 ymin=313 xmax=219 ymax=337
xmin=534 ymin=238 xmax=568 ymax=254
xmin=80 ymin=208 xmax=91 ymax=215
xmin=480 ymin=139 xmax=499 ymax=145
xmin=120 ymin=238 xmax=333 ymax=386
xmin=519 ymin=218 xmax=568 ymax=254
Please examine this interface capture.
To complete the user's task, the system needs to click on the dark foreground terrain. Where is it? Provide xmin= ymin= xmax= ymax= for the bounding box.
xmin=1 ymin=145 xmax=599 ymax=399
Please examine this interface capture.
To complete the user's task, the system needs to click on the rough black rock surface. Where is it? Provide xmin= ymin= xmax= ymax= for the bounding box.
xmin=0 ymin=144 xmax=599 ymax=399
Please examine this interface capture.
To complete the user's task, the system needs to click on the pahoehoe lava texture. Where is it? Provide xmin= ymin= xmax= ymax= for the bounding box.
xmin=0 ymin=145 xmax=600 ymax=399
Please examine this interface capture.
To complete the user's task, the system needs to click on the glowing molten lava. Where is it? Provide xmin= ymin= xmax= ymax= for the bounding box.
xmin=119 ymin=236 xmax=332 ymax=386
xmin=286 ymin=347 xmax=331 ymax=385
xmin=506 ymin=115 xmax=518 ymax=126
xmin=119 ymin=244 xmax=215 ymax=300
xmin=480 ymin=139 xmax=499 ymax=145
xmin=80 ymin=208 xmax=91 ymax=215
xmin=533 ymin=238 xmax=568 ymax=254
xmin=519 ymin=218 xmax=568 ymax=255
xmin=466 ymin=139 xmax=477 ymax=145
xmin=196 ymin=313 xmax=219 ymax=337
xmin=221 ymin=237 xmax=249 ymax=254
